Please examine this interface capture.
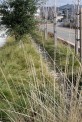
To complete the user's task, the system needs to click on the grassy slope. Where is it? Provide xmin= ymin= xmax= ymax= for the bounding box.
xmin=0 ymin=33 xmax=81 ymax=122
xmin=0 ymin=35 xmax=55 ymax=121
xmin=31 ymin=30 xmax=80 ymax=75
xmin=31 ymin=30 xmax=82 ymax=122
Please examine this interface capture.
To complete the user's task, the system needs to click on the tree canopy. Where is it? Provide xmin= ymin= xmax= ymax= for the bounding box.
xmin=0 ymin=0 xmax=42 ymax=40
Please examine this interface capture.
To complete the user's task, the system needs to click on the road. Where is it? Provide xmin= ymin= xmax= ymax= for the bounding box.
xmin=40 ymin=24 xmax=75 ymax=46
xmin=0 ymin=24 xmax=76 ymax=47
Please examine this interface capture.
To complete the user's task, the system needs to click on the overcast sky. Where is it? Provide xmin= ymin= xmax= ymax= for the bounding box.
xmin=45 ymin=0 xmax=71 ymax=6
xmin=46 ymin=0 xmax=82 ymax=7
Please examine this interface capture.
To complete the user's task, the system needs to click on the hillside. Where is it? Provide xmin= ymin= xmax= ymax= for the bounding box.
xmin=58 ymin=4 xmax=74 ymax=10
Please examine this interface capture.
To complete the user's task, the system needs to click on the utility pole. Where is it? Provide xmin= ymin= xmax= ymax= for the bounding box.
xmin=44 ymin=6 xmax=48 ymax=40
xmin=80 ymin=8 xmax=82 ymax=62
xmin=53 ymin=0 xmax=57 ymax=48
xmin=53 ymin=1 xmax=57 ymax=122
xmin=53 ymin=0 xmax=57 ymax=71
xmin=66 ymin=9 xmax=69 ymax=22
xmin=75 ymin=0 xmax=80 ymax=55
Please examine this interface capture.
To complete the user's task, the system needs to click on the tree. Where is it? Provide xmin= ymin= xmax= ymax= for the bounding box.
xmin=0 ymin=0 xmax=42 ymax=40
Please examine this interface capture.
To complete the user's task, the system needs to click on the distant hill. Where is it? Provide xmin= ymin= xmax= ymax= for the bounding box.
xmin=58 ymin=4 xmax=73 ymax=10
xmin=58 ymin=4 xmax=82 ymax=11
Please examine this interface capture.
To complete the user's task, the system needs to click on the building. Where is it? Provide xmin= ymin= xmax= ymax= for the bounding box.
xmin=40 ymin=6 xmax=55 ymax=20
xmin=40 ymin=6 xmax=63 ymax=22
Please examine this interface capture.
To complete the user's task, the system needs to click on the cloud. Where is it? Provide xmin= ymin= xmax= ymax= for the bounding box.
xmin=45 ymin=0 xmax=72 ymax=7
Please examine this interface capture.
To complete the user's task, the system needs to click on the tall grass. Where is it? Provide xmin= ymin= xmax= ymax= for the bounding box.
xmin=31 ymin=30 xmax=82 ymax=122
xmin=0 ymin=33 xmax=81 ymax=122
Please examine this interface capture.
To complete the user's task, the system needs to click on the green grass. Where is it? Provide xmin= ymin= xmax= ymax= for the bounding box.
xmin=0 ymin=33 xmax=81 ymax=122
xmin=31 ymin=30 xmax=80 ymax=74
xmin=31 ymin=30 xmax=82 ymax=107
xmin=0 ymin=35 xmax=56 ymax=121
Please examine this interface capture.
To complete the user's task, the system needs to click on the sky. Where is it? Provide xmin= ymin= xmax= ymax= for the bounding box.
xmin=0 ymin=0 xmax=81 ymax=7
xmin=46 ymin=0 xmax=71 ymax=6
xmin=46 ymin=0 xmax=82 ymax=7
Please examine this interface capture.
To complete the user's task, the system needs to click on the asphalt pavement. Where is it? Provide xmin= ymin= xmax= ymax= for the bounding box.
xmin=40 ymin=23 xmax=75 ymax=46
xmin=0 ymin=24 xmax=76 ymax=47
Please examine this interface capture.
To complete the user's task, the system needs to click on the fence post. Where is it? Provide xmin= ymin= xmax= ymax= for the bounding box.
xmin=75 ymin=0 xmax=80 ymax=55
xmin=53 ymin=5 xmax=57 ymax=48
xmin=44 ymin=7 xmax=48 ymax=41
xmin=80 ymin=8 xmax=82 ymax=62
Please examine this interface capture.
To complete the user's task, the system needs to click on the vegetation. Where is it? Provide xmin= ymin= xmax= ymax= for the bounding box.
xmin=0 ymin=1 xmax=81 ymax=121
xmin=31 ymin=29 xmax=82 ymax=93
xmin=0 ymin=35 xmax=57 ymax=121
xmin=0 ymin=33 xmax=81 ymax=122
xmin=0 ymin=0 xmax=40 ymax=40
xmin=31 ymin=30 xmax=80 ymax=73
